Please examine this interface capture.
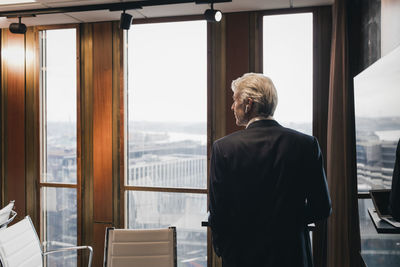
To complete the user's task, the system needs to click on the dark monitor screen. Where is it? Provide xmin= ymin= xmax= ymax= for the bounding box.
xmin=370 ymin=189 xmax=391 ymax=218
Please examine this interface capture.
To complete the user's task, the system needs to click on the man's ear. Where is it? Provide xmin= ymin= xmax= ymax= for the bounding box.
xmin=245 ymin=98 xmax=253 ymax=113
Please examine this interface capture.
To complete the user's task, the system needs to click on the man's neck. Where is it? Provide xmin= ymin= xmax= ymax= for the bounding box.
xmin=246 ymin=115 xmax=273 ymax=128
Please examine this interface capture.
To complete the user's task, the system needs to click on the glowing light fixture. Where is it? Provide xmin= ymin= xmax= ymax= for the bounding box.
xmin=0 ymin=0 xmax=36 ymax=5
xmin=204 ymin=3 xmax=222 ymax=22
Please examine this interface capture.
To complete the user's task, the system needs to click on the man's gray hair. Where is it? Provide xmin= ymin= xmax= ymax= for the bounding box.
xmin=231 ymin=73 xmax=278 ymax=117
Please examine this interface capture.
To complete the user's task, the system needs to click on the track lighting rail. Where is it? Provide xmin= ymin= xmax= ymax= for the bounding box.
xmin=0 ymin=0 xmax=231 ymax=18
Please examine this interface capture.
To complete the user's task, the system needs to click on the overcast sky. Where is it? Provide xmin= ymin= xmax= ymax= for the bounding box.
xmin=263 ymin=13 xmax=313 ymax=125
xmin=46 ymin=28 xmax=77 ymax=123
xmin=128 ymin=21 xmax=207 ymax=123
xmin=44 ymin=14 xmax=315 ymax=126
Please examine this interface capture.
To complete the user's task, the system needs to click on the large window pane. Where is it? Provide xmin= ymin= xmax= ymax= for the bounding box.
xmin=41 ymin=187 xmax=77 ymax=266
xmin=359 ymin=199 xmax=400 ymax=266
xmin=126 ymin=20 xmax=208 ymax=267
xmin=263 ymin=13 xmax=313 ymax=135
xmin=40 ymin=28 xmax=78 ymax=267
xmin=127 ymin=191 xmax=207 ymax=266
xmin=41 ymin=29 xmax=77 ymax=184
xmin=127 ymin=21 xmax=207 ymax=189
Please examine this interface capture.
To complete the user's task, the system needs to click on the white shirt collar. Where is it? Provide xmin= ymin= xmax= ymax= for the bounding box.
xmin=246 ymin=116 xmax=273 ymax=129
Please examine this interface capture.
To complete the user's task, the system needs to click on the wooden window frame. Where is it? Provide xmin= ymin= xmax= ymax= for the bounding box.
xmin=37 ymin=24 xmax=82 ymax=254
xmin=122 ymin=15 xmax=211 ymax=266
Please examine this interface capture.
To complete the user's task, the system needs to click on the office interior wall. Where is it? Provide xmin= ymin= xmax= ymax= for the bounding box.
xmin=0 ymin=21 xmax=123 ymax=267
xmin=1 ymin=30 xmax=28 ymax=224
xmin=80 ymin=21 xmax=123 ymax=267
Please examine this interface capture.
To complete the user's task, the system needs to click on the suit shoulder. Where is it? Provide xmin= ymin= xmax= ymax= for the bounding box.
xmin=281 ymin=126 xmax=315 ymax=142
xmin=213 ymin=129 xmax=246 ymax=147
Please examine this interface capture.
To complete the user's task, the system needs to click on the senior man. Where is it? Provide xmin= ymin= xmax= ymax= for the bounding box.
xmin=209 ymin=73 xmax=332 ymax=267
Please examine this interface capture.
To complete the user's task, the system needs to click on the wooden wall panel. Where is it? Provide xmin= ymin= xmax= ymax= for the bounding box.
xmin=93 ymin=22 xmax=113 ymax=223
xmin=2 ymin=31 xmax=26 ymax=221
xmin=25 ymin=27 xmax=40 ymax=230
xmin=112 ymin=21 xmax=124 ymax=229
xmin=80 ymin=21 xmax=123 ymax=267
xmin=81 ymin=23 xmax=94 ymax=249
xmin=93 ymin=223 xmax=112 ymax=267
xmin=225 ymin=13 xmax=250 ymax=135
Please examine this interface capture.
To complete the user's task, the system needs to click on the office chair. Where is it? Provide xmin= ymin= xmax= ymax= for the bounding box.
xmin=0 ymin=201 xmax=17 ymax=229
xmin=0 ymin=216 xmax=93 ymax=267
xmin=103 ymin=226 xmax=177 ymax=267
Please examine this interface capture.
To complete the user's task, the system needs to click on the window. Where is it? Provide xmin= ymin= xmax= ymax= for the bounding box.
xmin=263 ymin=13 xmax=313 ymax=135
xmin=40 ymin=28 xmax=79 ymax=266
xmin=125 ymin=20 xmax=208 ymax=267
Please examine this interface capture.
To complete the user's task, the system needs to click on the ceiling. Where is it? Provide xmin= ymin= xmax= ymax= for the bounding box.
xmin=0 ymin=0 xmax=333 ymax=29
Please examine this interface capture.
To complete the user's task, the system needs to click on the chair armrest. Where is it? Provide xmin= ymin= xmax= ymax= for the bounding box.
xmin=0 ymin=210 xmax=17 ymax=229
xmin=43 ymin=245 xmax=93 ymax=267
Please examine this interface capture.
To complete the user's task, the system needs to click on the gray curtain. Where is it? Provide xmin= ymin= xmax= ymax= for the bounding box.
xmin=326 ymin=0 xmax=362 ymax=266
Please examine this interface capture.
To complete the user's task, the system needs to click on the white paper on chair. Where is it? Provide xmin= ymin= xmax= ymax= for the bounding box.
xmin=0 ymin=202 xmax=14 ymax=225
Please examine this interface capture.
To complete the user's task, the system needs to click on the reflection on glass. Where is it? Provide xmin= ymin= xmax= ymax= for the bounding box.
xmin=41 ymin=187 xmax=77 ymax=266
xmin=127 ymin=21 xmax=207 ymax=189
xmin=354 ymin=46 xmax=400 ymax=191
xmin=41 ymin=28 xmax=77 ymax=184
xmin=263 ymin=13 xmax=313 ymax=135
xmin=127 ymin=191 xmax=207 ymax=267
xmin=358 ymin=199 xmax=400 ymax=266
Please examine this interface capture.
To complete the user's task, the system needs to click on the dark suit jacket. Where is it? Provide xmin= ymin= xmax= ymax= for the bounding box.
xmin=389 ymin=139 xmax=400 ymax=221
xmin=209 ymin=120 xmax=331 ymax=267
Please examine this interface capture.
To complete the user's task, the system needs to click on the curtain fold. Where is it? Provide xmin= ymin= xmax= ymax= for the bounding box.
xmin=311 ymin=6 xmax=332 ymax=267
xmin=326 ymin=0 xmax=362 ymax=266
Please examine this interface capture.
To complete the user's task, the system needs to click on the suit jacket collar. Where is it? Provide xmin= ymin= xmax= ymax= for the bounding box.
xmin=246 ymin=119 xmax=280 ymax=129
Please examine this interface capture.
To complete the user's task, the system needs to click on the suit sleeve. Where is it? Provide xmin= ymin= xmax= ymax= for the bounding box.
xmin=305 ymin=137 xmax=332 ymax=223
xmin=208 ymin=142 xmax=230 ymax=257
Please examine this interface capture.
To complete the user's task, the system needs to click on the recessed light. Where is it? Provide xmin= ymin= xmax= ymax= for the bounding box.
xmin=0 ymin=0 xmax=36 ymax=6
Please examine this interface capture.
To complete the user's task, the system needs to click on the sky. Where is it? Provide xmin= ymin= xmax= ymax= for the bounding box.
xmin=128 ymin=20 xmax=207 ymax=123
xmin=43 ymin=14 xmax=315 ymax=126
xmin=45 ymin=28 xmax=77 ymax=122
xmin=263 ymin=13 xmax=313 ymax=125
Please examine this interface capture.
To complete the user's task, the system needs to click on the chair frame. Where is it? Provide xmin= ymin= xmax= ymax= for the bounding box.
xmin=0 ymin=201 xmax=17 ymax=230
xmin=0 ymin=210 xmax=17 ymax=230
xmin=0 ymin=216 xmax=93 ymax=267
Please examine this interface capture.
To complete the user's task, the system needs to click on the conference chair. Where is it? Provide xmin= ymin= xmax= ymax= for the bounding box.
xmin=103 ymin=226 xmax=177 ymax=267
xmin=0 ymin=201 xmax=17 ymax=229
xmin=0 ymin=216 xmax=93 ymax=267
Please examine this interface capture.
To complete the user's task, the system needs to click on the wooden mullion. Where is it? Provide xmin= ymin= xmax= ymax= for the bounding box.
xmin=35 ymin=23 xmax=80 ymax=31
xmin=39 ymin=182 xmax=78 ymax=188
xmin=124 ymin=185 xmax=207 ymax=194
xmin=80 ymin=22 xmax=94 ymax=267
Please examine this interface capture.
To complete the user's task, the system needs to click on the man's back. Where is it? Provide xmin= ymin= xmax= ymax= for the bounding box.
xmin=209 ymin=120 xmax=331 ymax=267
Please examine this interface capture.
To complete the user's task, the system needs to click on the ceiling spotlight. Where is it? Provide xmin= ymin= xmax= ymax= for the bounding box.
xmin=120 ymin=10 xmax=133 ymax=30
xmin=9 ymin=17 xmax=27 ymax=34
xmin=204 ymin=3 xmax=222 ymax=22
